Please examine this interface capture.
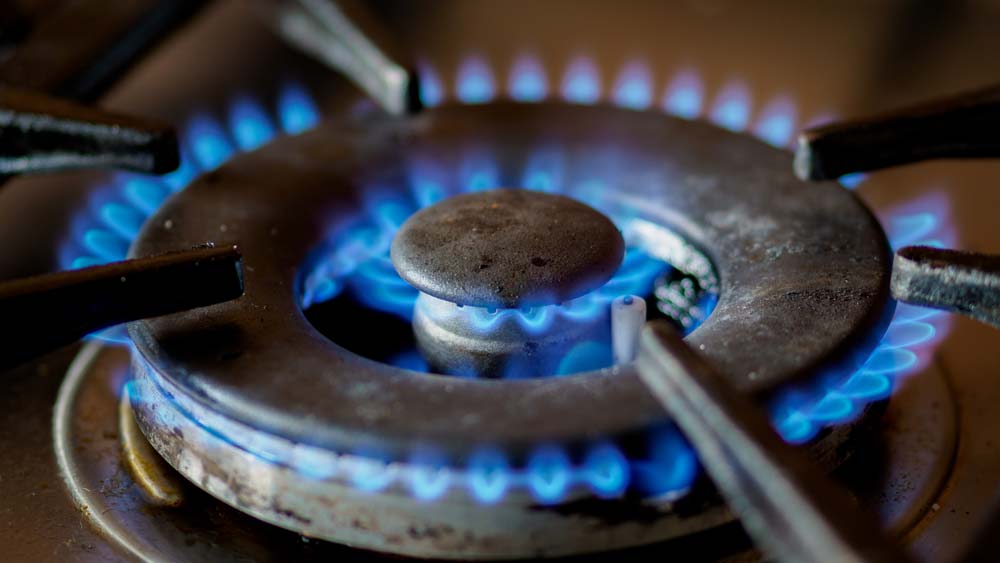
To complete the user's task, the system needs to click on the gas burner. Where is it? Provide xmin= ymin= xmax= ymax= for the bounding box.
xmin=102 ymin=101 xmax=894 ymax=558
xmin=392 ymin=189 xmax=625 ymax=308
xmin=394 ymin=188 xmax=626 ymax=377
xmin=6 ymin=2 xmax=1000 ymax=561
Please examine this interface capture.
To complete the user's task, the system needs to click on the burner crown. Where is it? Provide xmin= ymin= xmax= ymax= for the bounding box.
xmin=391 ymin=189 xmax=624 ymax=308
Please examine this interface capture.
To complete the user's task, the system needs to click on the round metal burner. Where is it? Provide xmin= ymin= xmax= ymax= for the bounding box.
xmin=391 ymin=188 xmax=625 ymax=307
xmin=393 ymin=188 xmax=626 ymax=377
xmin=57 ymin=344 xmax=956 ymax=562
xmin=126 ymin=102 xmax=893 ymax=557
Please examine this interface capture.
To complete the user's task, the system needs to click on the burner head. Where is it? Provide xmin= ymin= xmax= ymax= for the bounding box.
xmin=391 ymin=188 xmax=624 ymax=308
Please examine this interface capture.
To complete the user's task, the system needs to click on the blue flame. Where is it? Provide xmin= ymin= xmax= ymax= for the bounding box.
xmin=186 ymin=114 xmax=234 ymax=170
xmin=122 ymin=177 xmax=171 ymax=214
xmin=803 ymin=112 xmax=839 ymax=129
xmin=228 ymin=95 xmax=277 ymax=151
xmin=753 ymin=95 xmax=797 ymax=148
xmin=468 ymin=447 xmax=510 ymax=503
xmin=278 ymin=82 xmax=320 ymax=135
xmin=526 ymin=445 xmax=573 ymax=503
xmin=521 ymin=147 xmax=565 ymax=193
xmin=769 ymin=194 xmax=954 ymax=444
xmin=884 ymin=193 xmax=956 ymax=250
xmin=351 ymin=269 xmax=418 ymax=318
xmin=555 ymin=340 xmax=613 ymax=375
xmin=409 ymin=160 xmax=449 ymax=207
xmin=161 ymin=149 xmax=199 ymax=192
xmin=99 ymin=203 xmax=143 ymax=239
xmin=136 ymin=351 xmax=654 ymax=503
xmin=350 ymin=457 xmax=396 ymax=492
xmin=460 ymin=150 xmax=500 ymax=192
xmin=633 ymin=427 xmax=699 ymax=496
xmin=612 ymin=61 xmax=653 ymax=110
xmin=839 ymin=173 xmax=867 ymax=190
xmin=662 ymin=69 xmax=703 ymax=119
xmin=456 ymin=56 xmax=496 ymax=104
xmin=291 ymin=444 xmax=339 ymax=480
xmin=83 ymin=227 xmax=128 ymax=260
xmin=582 ymin=442 xmax=630 ymax=497
xmin=418 ymin=62 xmax=444 ymax=107
xmin=409 ymin=462 xmax=452 ymax=501
xmin=509 ymin=55 xmax=548 ymax=102
xmin=710 ymin=81 xmax=751 ymax=132
xmin=561 ymin=57 xmax=601 ymax=105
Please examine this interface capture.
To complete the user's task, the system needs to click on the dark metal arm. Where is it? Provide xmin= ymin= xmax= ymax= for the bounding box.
xmin=250 ymin=0 xmax=420 ymax=115
xmin=892 ymin=245 xmax=1000 ymax=329
xmin=793 ymin=84 xmax=1000 ymax=332
xmin=635 ymin=321 xmax=914 ymax=563
xmin=0 ymin=87 xmax=179 ymax=176
xmin=795 ymin=83 xmax=1000 ymax=181
xmin=0 ymin=0 xmax=207 ymax=102
xmin=0 ymin=245 xmax=244 ymax=369
xmin=0 ymin=1 xmax=205 ymax=182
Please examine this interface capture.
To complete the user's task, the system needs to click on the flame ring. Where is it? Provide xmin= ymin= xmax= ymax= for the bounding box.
xmin=126 ymin=102 xmax=891 ymax=503
xmin=59 ymin=61 xmax=952 ymax=523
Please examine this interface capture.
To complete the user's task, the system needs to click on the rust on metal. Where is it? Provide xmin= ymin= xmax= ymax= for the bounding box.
xmin=118 ymin=390 xmax=184 ymax=507
xmin=891 ymin=245 xmax=1000 ymax=329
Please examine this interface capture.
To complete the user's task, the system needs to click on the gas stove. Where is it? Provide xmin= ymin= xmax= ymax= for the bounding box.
xmin=2 ymin=1 xmax=1000 ymax=562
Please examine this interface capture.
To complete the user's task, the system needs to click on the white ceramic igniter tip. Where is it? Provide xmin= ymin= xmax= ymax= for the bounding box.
xmin=612 ymin=295 xmax=646 ymax=365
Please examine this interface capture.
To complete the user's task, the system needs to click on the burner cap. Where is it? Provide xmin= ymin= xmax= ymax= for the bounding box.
xmin=390 ymin=188 xmax=624 ymax=307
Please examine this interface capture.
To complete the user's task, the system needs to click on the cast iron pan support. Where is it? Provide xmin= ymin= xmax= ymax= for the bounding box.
xmin=796 ymin=82 xmax=1000 ymax=328
xmin=0 ymin=87 xmax=242 ymax=370
xmin=795 ymin=84 xmax=1000 ymax=181
xmin=250 ymin=0 xmax=422 ymax=115
xmin=0 ymin=245 xmax=244 ymax=370
xmin=0 ymin=1 xmax=244 ymax=370
xmin=0 ymin=86 xmax=180 ymax=177
xmin=636 ymin=321 xmax=915 ymax=563
xmin=0 ymin=88 xmax=243 ymax=367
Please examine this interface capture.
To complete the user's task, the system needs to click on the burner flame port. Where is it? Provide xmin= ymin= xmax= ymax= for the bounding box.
xmin=412 ymin=293 xmax=612 ymax=377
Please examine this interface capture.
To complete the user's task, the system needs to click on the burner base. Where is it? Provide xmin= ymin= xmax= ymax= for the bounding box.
xmin=52 ymin=342 xmax=944 ymax=560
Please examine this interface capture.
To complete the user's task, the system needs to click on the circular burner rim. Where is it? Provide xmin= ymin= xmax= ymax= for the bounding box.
xmin=55 ymin=342 xmax=914 ymax=561
xmin=127 ymin=102 xmax=893 ymax=458
xmin=390 ymin=188 xmax=626 ymax=308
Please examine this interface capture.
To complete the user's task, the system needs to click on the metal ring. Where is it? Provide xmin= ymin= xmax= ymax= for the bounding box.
xmin=128 ymin=102 xmax=892 ymax=459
